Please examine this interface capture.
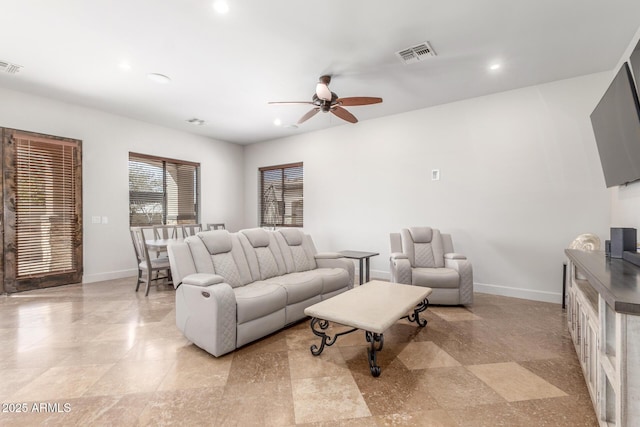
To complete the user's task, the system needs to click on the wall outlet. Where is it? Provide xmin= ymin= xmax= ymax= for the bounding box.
xmin=101 ymin=216 xmax=109 ymax=224
xmin=431 ymin=169 xmax=440 ymax=181
xmin=92 ymin=216 xmax=101 ymax=224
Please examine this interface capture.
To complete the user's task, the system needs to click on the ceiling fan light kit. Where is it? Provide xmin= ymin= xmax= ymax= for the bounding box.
xmin=269 ymin=75 xmax=382 ymax=125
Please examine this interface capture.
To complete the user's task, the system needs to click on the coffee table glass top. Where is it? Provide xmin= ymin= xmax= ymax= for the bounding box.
xmin=304 ymin=280 xmax=432 ymax=334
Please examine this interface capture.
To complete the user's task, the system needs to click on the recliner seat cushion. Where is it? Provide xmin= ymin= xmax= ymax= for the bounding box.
xmin=265 ymin=272 xmax=322 ymax=304
xmin=233 ymin=281 xmax=287 ymax=323
xmin=412 ymin=268 xmax=460 ymax=288
xmin=315 ymin=268 xmax=351 ymax=293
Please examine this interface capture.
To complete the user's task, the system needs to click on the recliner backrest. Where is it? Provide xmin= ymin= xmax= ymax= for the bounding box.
xmin=186 ymin=230 xmax=253 ymax=288
xmin=238 ymin=228 xmax=287 ymax=280
xmin=275 ymin=229 xmax=317 ymax=273
xmin=401 ymin=227 xmax=445 ymax=268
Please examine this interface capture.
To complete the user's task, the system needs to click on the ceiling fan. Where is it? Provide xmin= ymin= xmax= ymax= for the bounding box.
xmin=268 ymin=75 xmax=383 ymax=124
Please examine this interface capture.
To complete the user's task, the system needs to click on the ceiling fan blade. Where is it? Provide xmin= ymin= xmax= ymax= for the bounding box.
xmin=331 ymin=106 xmax=358 ymax=123
xmin=268 ymin=101 xmax=314 ymax=105
xmin=298 ymin=108 xmax=320 ymax=124
xmin=337 ymin=97 xmax=383 ymax=106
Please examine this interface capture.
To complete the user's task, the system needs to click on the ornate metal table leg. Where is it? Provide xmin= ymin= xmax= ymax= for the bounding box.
xmin=403 ymin=298 xmax=429 ymax=327
xmin=309 ymin=318 xmax=358 ymax=356
xmin=365 ymin=331 xmax=384 ymax=377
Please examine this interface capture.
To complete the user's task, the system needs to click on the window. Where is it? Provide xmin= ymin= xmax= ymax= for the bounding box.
xmin=129 ymin=153 xmax=200 ymax=226
xmin=259 ymin=162 xmax=303 ymax=227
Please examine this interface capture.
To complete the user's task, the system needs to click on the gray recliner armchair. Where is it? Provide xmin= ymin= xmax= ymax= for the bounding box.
xmin=390 ymin=227 xmax=473 ymax=305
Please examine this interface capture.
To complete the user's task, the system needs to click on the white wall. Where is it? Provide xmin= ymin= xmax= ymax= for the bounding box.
xmin=0 ymin=87 xmax=245 ymax=283
xmin=244 ymin=74 xmax=611 ymax=302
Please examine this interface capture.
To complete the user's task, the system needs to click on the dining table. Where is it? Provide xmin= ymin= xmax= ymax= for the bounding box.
xmin=145 ymin=238 xmax=183 ymax=252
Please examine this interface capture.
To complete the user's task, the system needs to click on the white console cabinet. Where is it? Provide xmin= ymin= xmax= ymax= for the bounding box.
xmin=566 ymin=250 xmax=640 ymax=427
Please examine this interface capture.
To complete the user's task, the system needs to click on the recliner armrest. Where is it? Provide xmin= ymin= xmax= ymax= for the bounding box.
xmin=444 ymin=253 xmax=466 ymax=260
xmin=314 ymin=252 xmax=343 ymax=260
xmin=390 ymin=252 xmax=408 ymax=260
xmin=181 ymin=273 xmax=226 ymax=287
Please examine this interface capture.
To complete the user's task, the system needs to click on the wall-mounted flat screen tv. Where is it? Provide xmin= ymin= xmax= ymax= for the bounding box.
xmin=591 ymin=62 xmax=640 ymax=188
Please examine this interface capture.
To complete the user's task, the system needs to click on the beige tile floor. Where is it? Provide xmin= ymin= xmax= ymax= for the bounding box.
xmin=0 ymin=278 xmax=597 ymax=426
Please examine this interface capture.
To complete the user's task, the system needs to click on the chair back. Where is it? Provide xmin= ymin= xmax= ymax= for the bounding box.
xmin=153 ymin=225 xmax=178 ymax=240
xmin=207 ymin=223 xmax=226 ymax=231
xmin=400 ymin=227 xmax=445 ymax=268
xmin=182 ymin=224 xmax=203 ymax=237
xmin=130 ymin=227 xmax=152 ymax=266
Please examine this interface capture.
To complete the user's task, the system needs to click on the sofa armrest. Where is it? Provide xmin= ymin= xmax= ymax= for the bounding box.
xmin=175 ymin=282 xmax=237 ymax=357
xmin=182 ymin=273 xmax=225 ymax=287
xmin=314 ymin=252 xmax=343 ymax=260
xmin=390 ymin=252 xmax=408 ymax=260
xmin=167 ymin=242 xmax=197 ymax=288
xmin=315 ymin=257 xmax=355 ymax=289
xmin=445 ymin=258 xmax=474 ymax=305
xmin=444 ymin=253 xmax=466 ymax=260
xmin=390 ymin=257 xmax=412 ymax=285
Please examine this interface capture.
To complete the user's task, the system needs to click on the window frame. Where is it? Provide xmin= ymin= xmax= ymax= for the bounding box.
xmin=128 ymin=152 xmax=200 ymax=226
xmin=259 ymin=162 xmax=303 ymax=228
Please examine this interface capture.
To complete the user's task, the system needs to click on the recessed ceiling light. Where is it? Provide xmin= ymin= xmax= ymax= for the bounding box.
xmin=119 ymin=61 xmax=131 ymax=71
xmin=213 ymin=1 xmax=229 ymax=14
xmin=273 ymin=118 xmax=282 ymax=126
xmin=147 ymin=73 xmax=171 ymax=84
xmin=489 ymin=63 xmax=501 ymax=71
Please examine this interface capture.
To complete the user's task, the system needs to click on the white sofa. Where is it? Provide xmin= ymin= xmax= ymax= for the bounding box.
xmin=167 ymin=228 xmax=354 ymax=356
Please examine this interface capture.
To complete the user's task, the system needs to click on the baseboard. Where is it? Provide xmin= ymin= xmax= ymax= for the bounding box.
xmin=368 ymin=269 xmax=391 ymax=281
xmin=474 ymin=282 xmax=561 ymax=304
xmin=83 ymin=268 xmax=137 ymax=284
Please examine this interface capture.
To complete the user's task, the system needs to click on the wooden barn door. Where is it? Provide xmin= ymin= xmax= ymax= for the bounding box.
xmin=2 ymin=128 xmax=82 ymax=293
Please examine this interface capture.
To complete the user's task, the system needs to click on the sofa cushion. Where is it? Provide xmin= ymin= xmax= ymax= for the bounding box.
xmin=266 ymin=272 xmax=323 ymax=304
xmin=234 ymin=281 xmax=287 ymax=323
xmin=314 ymin=267 xmax=351 ymax=294
xmin=409 ymin=227 xmax=433 ymax=243
xmin=242 ymin=228 xmax=270 ymax=248
xmin=279 ymin=228 xmax=303 ymax=246
xmin=412 ymin=267 xmax=459 ymax=288
xmin=199 ymin=230 xmax=233 ymax=255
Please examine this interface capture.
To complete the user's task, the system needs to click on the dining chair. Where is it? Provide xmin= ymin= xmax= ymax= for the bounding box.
xmin=130 ymin=227 xmax=172 ymax=296
xmin=182 ymin=224 xmax=203 ymax=237
xmin=153 ymin=224 xmax=179 ymax=240
xmin=206 ymin=223 xmax=226 ymax=231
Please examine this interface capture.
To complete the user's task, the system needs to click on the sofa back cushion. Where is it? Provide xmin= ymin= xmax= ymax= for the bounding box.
xmin=401 ymin=227 xmax=445 ymax=268
xmin=276 ymin=229 xmax=317 ymax=273
xmin=239 ymin=228 xmax=286 ymax=280
xmin=188 ymin=230 xmax=253 ymax=288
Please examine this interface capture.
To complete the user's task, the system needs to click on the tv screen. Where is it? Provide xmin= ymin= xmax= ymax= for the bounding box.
xmin=591 ymin=62 xmax=640 ymax=188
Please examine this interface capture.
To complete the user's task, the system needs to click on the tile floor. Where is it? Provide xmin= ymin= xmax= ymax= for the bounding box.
xmin=0 ymin=278 xmax=597 ymax=426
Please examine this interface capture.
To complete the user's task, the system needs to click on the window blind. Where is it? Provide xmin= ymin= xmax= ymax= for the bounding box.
xmin=259 ymin=162 xmax=303 ymax=227
xmin=129 ymin=153 xmax=199 ymax=226
xmin=15 ymin=136 xmax=78 ymax=277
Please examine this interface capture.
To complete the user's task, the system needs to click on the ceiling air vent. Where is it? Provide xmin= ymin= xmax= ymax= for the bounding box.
xmin=0 ymin=61 xmax=23 ymax=74
xmin=395 ymin=42 xmax=437 ymax=65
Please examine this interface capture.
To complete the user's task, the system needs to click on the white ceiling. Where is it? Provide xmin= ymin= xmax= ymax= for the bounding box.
xmin=1 ymin=0 xmax=640 ymax=145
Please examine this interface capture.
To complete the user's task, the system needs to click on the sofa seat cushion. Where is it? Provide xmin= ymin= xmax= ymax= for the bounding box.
xmin=265 ymin=272 xmax=322 ymax=305
xmin=234 ymin=282 xmax=287 ymax=324
xmin=412 ymin=267 xmax=459 ymax=289
xmin=315 ymin=267 xmax=351 ymax=293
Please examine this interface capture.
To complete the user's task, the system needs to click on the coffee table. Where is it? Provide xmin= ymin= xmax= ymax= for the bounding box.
xmin=303 ymin=280 xmax=432 ymax=377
